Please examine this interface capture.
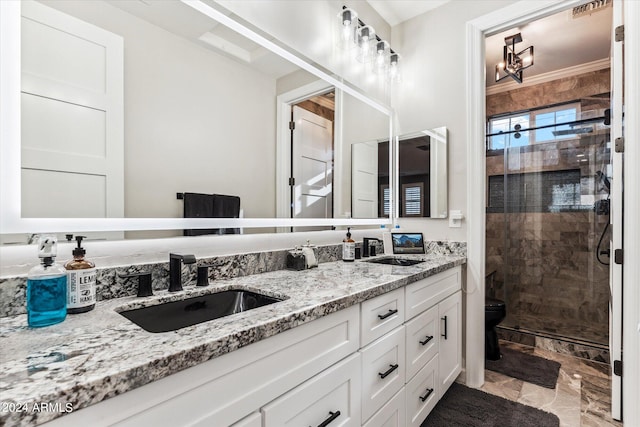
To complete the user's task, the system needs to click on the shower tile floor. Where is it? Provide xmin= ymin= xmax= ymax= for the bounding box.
xmin=481 ymin=341 xmax=622 ymax=427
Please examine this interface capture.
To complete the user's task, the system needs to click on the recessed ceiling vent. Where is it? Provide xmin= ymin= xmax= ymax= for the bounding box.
xmin=572 ymin=0 xmax=611 ymax=19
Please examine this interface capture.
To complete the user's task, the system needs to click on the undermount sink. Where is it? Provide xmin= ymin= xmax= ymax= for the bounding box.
xmin=365 ymin=257 xmax=425 ymax=267
xmin=118 ymin=290 xmax=284 ymax=333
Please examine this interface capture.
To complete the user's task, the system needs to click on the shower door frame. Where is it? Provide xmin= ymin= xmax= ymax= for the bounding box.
xmin=466 ymin=0 xmax=640 ymax=423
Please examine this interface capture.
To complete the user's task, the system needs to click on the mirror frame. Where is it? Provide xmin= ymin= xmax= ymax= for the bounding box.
xmin=0 ymin=0 xmax=394 ymax=235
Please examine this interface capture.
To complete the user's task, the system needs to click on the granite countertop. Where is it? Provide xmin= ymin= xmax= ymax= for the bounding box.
xmin=0 ymin=254 xmax=465 ymax=426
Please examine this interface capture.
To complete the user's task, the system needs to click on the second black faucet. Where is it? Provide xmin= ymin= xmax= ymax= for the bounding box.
xmin=169 ymin=253 xmax=196 ymax=292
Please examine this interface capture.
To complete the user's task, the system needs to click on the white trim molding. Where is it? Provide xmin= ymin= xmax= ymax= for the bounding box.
xmin=467 ymin=2 xmax=639 ymax=423
xmin=622 ymin=1 xmax=640 ymax=424
xmin=465 ymin=0 xmax=583 ymax=389
xmin=486 ymin=57 xmax=610 ymax=95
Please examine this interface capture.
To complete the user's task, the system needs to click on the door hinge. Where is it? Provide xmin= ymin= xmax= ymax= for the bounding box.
xmin=615 ymin=25 xmax=624 ymax=42
xmin=614 ymin=249 xmax=623 ymax=265
xmin=615 ymin=137 xmax=624 ymax=153
xmin=614 ymin=360 xmax=622 ymax=377
xmin=288 ymin=177 xmax=295 ymax=186
xmin=289 ymin=121 xmax=295 ymax=130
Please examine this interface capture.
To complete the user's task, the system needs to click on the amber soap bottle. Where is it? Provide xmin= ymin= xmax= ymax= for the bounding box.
xmin=65 ymin=236 xmax=96 ymax=314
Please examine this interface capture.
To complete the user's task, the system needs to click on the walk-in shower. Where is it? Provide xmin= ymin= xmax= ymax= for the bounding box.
xmin=485 ymin=96 xmax=612 ymax=348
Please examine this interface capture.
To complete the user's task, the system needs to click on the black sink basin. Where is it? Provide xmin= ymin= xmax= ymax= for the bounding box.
xmin=119 ymin=290 xmax=284 ymax=333
xmin=365 ymin=257 xmax=425 ymax=267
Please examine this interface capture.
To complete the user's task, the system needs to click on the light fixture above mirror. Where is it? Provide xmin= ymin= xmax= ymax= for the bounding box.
xmin=337 ymin=6 xmax=401 ymax=83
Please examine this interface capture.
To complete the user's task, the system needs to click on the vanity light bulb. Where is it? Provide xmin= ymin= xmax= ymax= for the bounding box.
xmin=337 ymin=8 xmax=358 ymax=48
xmin=342 ymin=25 xmax=351 ymax=41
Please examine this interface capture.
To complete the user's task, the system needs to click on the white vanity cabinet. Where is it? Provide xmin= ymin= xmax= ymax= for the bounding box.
xmin=361 ymin=266 xmax=462 ymax=427
xmin=43 ymin=306 xmax=360 ymax=427
xmin=41 ymin=265 xmax=462 ymax=427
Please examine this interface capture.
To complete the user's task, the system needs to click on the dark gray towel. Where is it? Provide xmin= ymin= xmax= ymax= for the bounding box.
xmin=183 ymin=192 xmax=216 ymax=236
xmin=212 ymin=194 xmax=241 ymax=234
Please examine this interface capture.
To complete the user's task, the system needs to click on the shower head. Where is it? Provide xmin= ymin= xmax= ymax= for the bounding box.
xmin=595 ymin=171 xmax=610 ymax=192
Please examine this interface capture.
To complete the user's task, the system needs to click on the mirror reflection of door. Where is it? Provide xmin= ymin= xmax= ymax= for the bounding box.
xmin=290 ymin=92 xmax=335 ymax=230
xmin=352 ymin=141 xmax=379 ymax=218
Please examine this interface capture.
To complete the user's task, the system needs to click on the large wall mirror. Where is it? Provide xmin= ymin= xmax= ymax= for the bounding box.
xmin=351 ymin=127 xmax=448 ymax=219
xmin=0 ymin=0 xmax=393 ymax=242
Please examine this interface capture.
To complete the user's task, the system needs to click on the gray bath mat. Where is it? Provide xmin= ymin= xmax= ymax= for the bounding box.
xmin=422 ymin=383 xmax=560 ymax=427
xmin=486 ymin=347 xmax=561 ymax=389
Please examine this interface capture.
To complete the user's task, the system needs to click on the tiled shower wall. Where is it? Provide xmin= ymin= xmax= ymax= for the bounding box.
xmin=486 ymin=69 xmax=611 ymax=346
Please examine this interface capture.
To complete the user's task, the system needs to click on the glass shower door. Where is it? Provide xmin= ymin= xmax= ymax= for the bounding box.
xmin=486 ymin=100 xmax=612 ymax=346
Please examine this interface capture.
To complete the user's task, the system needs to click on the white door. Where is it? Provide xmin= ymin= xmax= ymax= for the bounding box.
xmin=291 ymin=105 xmax=333 ymax=222
xmin=17 ymin=1 xmax=123 ymax=241
xmin=351 ymin=141 xmax=378 ymax=218
xmin=609 ymin=0 xmax=623 ymax=419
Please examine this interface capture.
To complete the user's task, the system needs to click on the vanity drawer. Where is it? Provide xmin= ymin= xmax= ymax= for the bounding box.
xmin=231 ymin=412 xmax=261 ymax=427
xmin=405 ymin=266 xmax=461 ymax=321
xmin=405 ymin=355 xmax=438 ymax=427
xmin=362 ymin=388 xmax=406 ymax=427
xmin=405 ymin=305 xmax=438 ymax=381
xmin=361 ymin=288 xmax=405 ymax=347
xmin=360 ymin=326 xmax=406 ymax=422
xmin=261 ymin=353 xmax=361 ymax=427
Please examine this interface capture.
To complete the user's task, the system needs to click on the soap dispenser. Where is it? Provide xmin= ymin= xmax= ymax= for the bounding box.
xmin=27 ymin=235 xmax=67 ymax=327
xmin=65 ymin=236 xmax=96 ymax=314
xmin=343 ymin=228 xmax=355 ymax=262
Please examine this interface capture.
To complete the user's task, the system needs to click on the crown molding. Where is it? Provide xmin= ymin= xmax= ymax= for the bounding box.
xmin=486 ymin=57 xmax=610 ymax=95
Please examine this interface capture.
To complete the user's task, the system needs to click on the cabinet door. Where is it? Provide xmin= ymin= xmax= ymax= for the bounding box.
xmin=438 ymin=291 xmax=462 ymax=396
xmin=262 ymin=354 xmax=361 ymax=427
xmin=405 ymin=305 xmax=438 ymax=381
xmin=360 ymin=326 xmax=406 ymax=422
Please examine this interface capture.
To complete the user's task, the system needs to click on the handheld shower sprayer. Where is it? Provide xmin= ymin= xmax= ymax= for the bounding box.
xmin=595 ymin=171 xmax=610 ymax=192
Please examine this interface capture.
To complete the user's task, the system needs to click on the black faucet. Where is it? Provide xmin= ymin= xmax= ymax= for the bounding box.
xmin=169 ymin=253 xmax=196 ymax=292
xmin=362 ymin=238 xmax=382 ymax=257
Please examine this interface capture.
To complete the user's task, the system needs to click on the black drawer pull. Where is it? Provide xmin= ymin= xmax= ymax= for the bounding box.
xmin=419 ymin=388 xmax=434 ymax=402
xmin=378 ymin=309 xmax=398 ymax=320
xmin=315 ymin=410 xmax=341 ymax=427
xmin=441 ymin=315 xmax=448 ymax=340
xmin=378 ymin=363 xmax=399 ymax=379
xmin=419 ymin=335 xmax=434 ymax=346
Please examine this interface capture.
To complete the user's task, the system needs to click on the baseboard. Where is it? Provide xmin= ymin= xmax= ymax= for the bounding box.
xmin=497 ymin=326 xmax=610 ymax=364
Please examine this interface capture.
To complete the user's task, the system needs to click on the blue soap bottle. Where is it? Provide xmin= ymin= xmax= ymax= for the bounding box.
xmin=27 ymin=235 xmax=67 ymax=327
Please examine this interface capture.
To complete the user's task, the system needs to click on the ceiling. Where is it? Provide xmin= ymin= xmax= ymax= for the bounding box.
xmin=364 ymin=0 xmax=612 ymax=91
xmin=486 ymin=2 xmax=612 ymax=89
xmin=366 ymin=0 xmax=451 ymax=26
xmin=112 ymin=0 xmax=612 ymax=90
xmin=110 ymin=1 xmax=299 ymax=79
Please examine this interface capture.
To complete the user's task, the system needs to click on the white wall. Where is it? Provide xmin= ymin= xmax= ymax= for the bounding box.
xmin=390 ymin=0 xmax=517 ymax=240
xmin=41 ymin=1 xmax=278 ymax=237
xmin=218 ymin=0 xmax=392 ymax=105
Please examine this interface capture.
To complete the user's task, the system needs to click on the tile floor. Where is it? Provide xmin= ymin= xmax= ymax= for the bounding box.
xmin=481 ymin=340 xmax=622 ymax=427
